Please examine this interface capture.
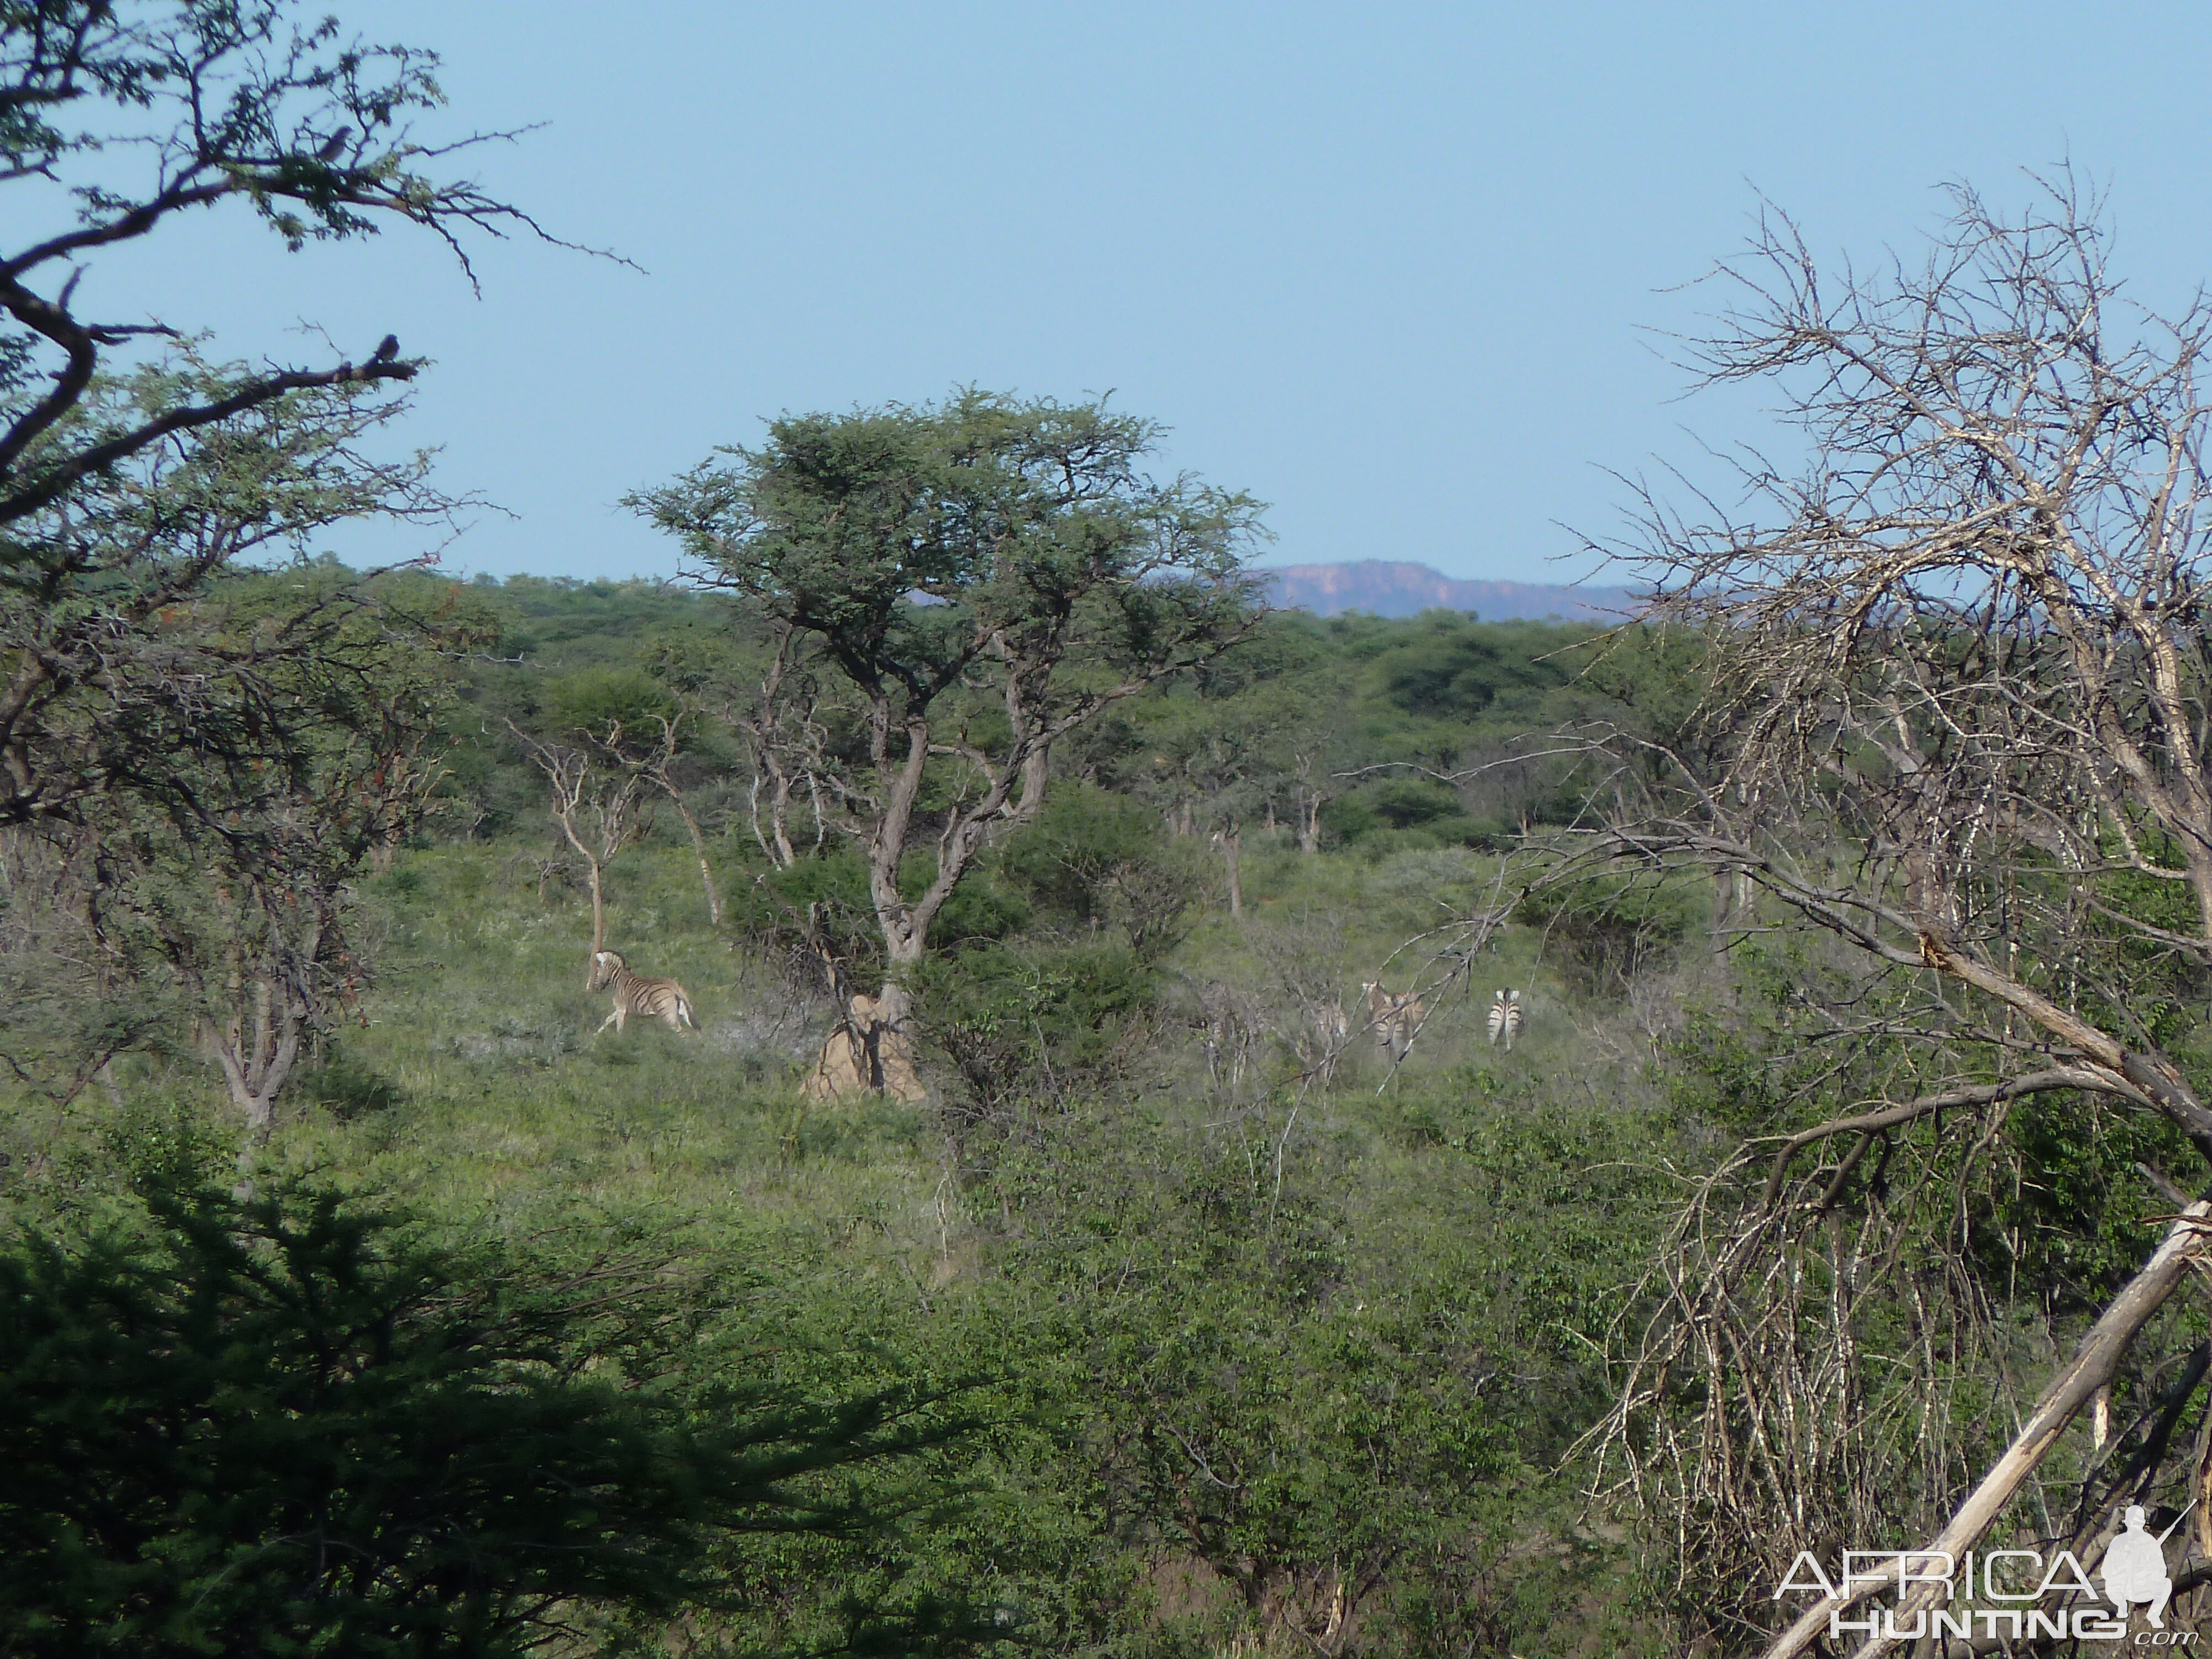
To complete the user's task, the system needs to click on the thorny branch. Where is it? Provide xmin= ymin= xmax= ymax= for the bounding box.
xmin=1562 ymin=173 xmax=2212 ymax=1645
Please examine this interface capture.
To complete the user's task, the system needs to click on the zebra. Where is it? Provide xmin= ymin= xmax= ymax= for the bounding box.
xmin=1487 ymin=989 xmax=1522 ymax=1051
xmin=1361 ymin=981 xmax=1425 ymax=1062
xmin=588 ymin=950 xmax=697 ymax=1034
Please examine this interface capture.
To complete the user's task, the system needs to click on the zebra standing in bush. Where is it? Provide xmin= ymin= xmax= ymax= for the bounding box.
xmin=588 ymin=950 xmax=697 ymax=1034
xmin=1362 ymin=982 xmax=1425 ymax=1062
xmin=1488 ymin=989 xmax=1522 ymax=1051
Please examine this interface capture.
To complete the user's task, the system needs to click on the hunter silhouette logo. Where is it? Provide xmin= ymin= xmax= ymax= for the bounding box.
xmin=2106 ymin=1505 xmax=2179 ymax=1628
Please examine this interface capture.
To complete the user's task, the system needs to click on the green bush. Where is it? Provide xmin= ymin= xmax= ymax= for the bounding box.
xmin=1368 ymin=617 xmax=1563 ymax=721
xmin=540 ymin=666 xmax=678 ymax=739
xmin=917 ymin=941 xmax=1160 ymax=1121
xmin=1517 ymin=872 xmax=1699 ymax=995
xmin=973 ymin=1118 xmax=1537 ymax=1655
xmin=998 ymin=786 xmax=1201 ymax=959
xmin=1321 ymin=779 xmax=1479 ymax=849
xmin=0 ymin=1172 xmax=985 ymax=1658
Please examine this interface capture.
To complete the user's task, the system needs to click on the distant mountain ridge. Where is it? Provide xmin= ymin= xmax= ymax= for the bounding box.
xmin=1260 ymin=560 xmax=1639 ymax=622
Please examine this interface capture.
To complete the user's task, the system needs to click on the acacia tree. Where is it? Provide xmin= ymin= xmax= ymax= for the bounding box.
xmin=508 ymin=722 xmax=660 ymax=980
xmin=1581 ymin=178 xmax=2212 ymax=1653
xmin=84 ymin=554 xmax=466 ymax=1144
xmin=634 ymin=392 xmax=1266 ymax=1097
xmin=1 ymin=0 xmax=573 ymax=830
xmin=186 ymin=751 xmax=441 ymax=1142
xmin=0 ymin=368 xmax=472 ymax=1147
xmin=15 ymin=632 xmax=452 ymax=1153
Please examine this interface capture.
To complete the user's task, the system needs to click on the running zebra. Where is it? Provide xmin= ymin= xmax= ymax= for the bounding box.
xmin=1487 ymin=989 xmax=1522 ymax=1051
xmin=1362 ymin=982 xmax=1425 ymax=1062
xmin=588 ymin=950 xmax=697 ymax=1034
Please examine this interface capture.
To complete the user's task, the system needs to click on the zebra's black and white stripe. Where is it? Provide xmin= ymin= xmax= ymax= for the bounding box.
xmin=1362 ymin=981 xmax=1424 ymax=1062
xmin=589 ymin=950 xmax=697 ymax=1034
xmin=1487 ymin=989 xmax=1522 ymax=1051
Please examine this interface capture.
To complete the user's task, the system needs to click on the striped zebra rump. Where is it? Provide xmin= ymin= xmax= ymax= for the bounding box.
xmin=1487 ymin=989 xmax=1522 ymax=1051
xmin=589 ymin=950 xmax=697 ymax=1034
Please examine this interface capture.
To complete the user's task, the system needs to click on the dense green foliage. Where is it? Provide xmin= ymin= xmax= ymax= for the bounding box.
xmin=15 ymin=17 xmax=2193 ymax=1647
xmin=1 ymin=578 xmax=1700 ymax=1651
xmin=0 ymin=1172 xmax=977 ymax=1657
xmin=20 ymin=560 xmax=2206 ymax=1656
xmin=430 ymin=578 xmax=1671 ymax=857
xmin=17 ymin=562 xmax=2211 ymax=1657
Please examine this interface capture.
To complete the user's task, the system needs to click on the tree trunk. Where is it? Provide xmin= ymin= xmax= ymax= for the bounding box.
xmin=544 ymin=786 xmax=613 ymax=988
xmin=1298 ymin=790 xmax=1321 ymax=854
xmin=749 ymin=766 xmax=800 ymax=869
xmin=582 ymin=854 xmax=605 ymax=984
xmin=210 ymin=977 xmax=306 ymax=1145
xmin=1018 ymin=745 xmax=1050 ymax=816
xmin=773 ymin=771 xmax=797 ymax=865
xmin=1761 ymin=1194 xmax=2212 ymax=1659
xmin=664 ymin=785 xmax=723 ymax=925
xmin=1216 ymin=828 xmax=1243 ymax=918
xmin=812 ymin=687 xmax=1062 ymax=1102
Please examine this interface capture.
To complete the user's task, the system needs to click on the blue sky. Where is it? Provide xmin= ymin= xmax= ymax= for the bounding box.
xmin=66 ymin=3 xmax=2212 ymax=583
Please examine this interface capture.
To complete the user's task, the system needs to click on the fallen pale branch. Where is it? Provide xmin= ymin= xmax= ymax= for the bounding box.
xmin=1758 ymin=1196 xmax=2212 ymax=1659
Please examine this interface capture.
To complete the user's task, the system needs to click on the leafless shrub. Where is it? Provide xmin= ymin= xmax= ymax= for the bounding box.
xmin=1249 ymin=909 xmax=1358 ymax=1088
xmin=1194 ymin=980 xmax=1271 ymax=1101
xmin=1574 ymin=172 xmax=2212 ymax=1653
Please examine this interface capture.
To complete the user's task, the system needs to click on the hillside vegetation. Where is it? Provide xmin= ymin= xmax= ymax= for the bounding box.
xmin=2 ymin=576 xmax=1709 ymax=1656
xmin=11 ymin=24 xmax=2203 ymax=1651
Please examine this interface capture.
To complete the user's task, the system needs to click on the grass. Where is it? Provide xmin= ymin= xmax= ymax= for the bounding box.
xmin=0 ymin=827 xmax=1698 ymax=1657
xmin=295 ymin=845 xmax=916 ymax=1227
xmin=266 ymin=831 xmax=1607 ymax=1221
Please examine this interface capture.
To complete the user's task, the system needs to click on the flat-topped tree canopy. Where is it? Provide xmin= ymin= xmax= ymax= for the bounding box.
xmin=632 ymin=390 xmax=1267 ymax=1095
xmin=634 ymin=390 xmax=1264 ymax=724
